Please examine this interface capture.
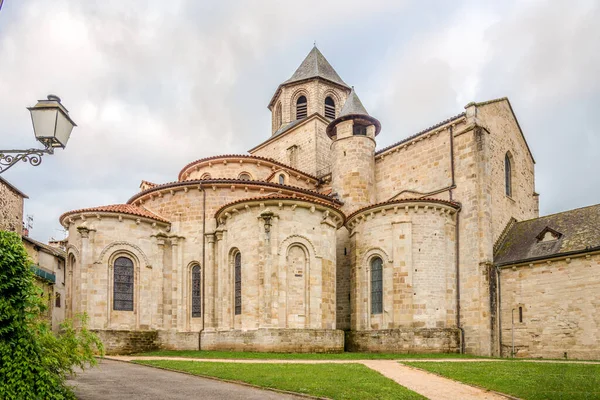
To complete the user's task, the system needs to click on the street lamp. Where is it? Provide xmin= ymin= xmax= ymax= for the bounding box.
xmin=0 ymin=95 xmax=77 ymax=174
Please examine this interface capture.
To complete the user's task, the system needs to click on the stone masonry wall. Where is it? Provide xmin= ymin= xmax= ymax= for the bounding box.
xmin=374 ymin=121 xmax=466 ymax=203
xmin=94 ymin=329 xmax=159 ymax=355
xmin=252 ymin=116 xmax=329 ymax=176
xmin=0 ymin=179 xmax=24 ymax=234
xmin=202 ymin=329 xmax=344 ymax=353
xmin=499 ymin=253 xmax=600 ymax=359
xmin=346 ymin=328 xmax=460 ymax=353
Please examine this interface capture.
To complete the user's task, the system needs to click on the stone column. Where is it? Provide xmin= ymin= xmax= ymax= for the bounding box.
xmin=205 ymin=233 xmax=216 ymax=330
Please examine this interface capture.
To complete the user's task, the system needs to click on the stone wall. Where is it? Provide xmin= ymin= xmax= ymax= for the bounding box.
xmin=201 ymin=329 xmax=344 ymax=353
xmin=499 ymin=253 xmax=600 ymax=359
xmin=251 ymin=116 xmax=330 ymax=177
xmin=94 ymin=329 xmax=159 ymax=355
xmin=347 ymin=200 xmax=458 ymax=334
xmin=0 ymin=178 xmax=25 ymax=234
xmin=346 ymin=328 xmax=460 ymax=353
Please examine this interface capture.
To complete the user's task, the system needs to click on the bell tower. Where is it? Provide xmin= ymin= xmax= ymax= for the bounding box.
xmin=327 ymin=88 xmax=381 ymax=214
xmin=268 ymin=46 xmax=351 ymax=135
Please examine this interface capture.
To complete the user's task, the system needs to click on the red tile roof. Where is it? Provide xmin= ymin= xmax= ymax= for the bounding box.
xmin=60 ymin=204 xmax=169 ymax=224
xmin=178 ymin=154 xmax=319 ymax=182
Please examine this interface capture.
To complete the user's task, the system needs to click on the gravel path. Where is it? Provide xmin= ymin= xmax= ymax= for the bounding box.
xmin=67 ymin=358 xmax=306 ymax=400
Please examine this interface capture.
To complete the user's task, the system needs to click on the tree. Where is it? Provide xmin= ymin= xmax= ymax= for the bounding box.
xmin=0 ymin=230 xmax=103 ymax=399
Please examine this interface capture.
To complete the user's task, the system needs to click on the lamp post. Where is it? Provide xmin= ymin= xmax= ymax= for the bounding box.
xmin=0 ymin=95 xmax=77 ymax=174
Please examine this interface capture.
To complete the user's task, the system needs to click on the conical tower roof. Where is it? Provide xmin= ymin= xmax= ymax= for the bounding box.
xmin=339 ymin=87 xmax=370 ymax=117
xmin=285 ymin=46 xmax=350 ymax=88
xmin=326 ymin=87 xmax=381 ymax=137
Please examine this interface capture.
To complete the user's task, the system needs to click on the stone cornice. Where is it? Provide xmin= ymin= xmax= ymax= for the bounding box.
xmin=345 ymin=199 xmax=459 ymax=230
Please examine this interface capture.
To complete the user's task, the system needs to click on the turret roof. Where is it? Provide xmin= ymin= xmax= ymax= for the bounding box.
xmin=339 ymin=87 xmax=369 ymax=117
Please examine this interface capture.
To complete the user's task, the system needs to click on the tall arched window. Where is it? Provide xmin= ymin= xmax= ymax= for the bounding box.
xmin=275 ymin=102 xmax=282 ymax=128
xmin=234 ymin=252 xmax=242 ymax=315
xmin=296 ymin=95 xmax=307 ymax=120
xmin=191 ymin=265 xmax=201 ymax=318
xmin=278 ymin=174 xmax=285 ymax=185
xmin=505 ymin=153 xmax=512 ymax=197
xmin=324 ymin=96 xmax=336 ymax=119
xmin=371 ymin=257 xmax=383 ymax=314
xmin=113 ymin=256 xmax=134 ymax=311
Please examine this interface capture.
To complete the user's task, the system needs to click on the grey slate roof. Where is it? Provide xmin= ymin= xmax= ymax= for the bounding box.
xmin=494 ymin=204 xmax=600 ymax=265
xmin=285 ymin=46 xmax=349 ymax=88
xmin=339 ymin=88 xmax=369 ymax=117
xmin=273 ymin=117 xmax=306 ymax=137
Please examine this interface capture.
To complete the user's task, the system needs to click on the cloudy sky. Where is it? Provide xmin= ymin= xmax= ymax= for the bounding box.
xmin=1 ymin=0 xmax=599 ymax=242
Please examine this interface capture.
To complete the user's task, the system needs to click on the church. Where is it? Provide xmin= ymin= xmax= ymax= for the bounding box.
xmin=60 ymin=47 xmax=600 ymax=358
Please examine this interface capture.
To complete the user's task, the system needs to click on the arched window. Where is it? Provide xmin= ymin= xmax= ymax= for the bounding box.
xmin=200 ymin=173 xmax=211 ymax=180
xmin=55 ymin=293 xmax=61 ymax=308
xmin=234 ymin=252 xmax=242 ymax=315
xmin=278 ymin=174 xmax=285 ymax=185
xmin=371 ymin=257 xmax=383 ymax=314
xmin=191 ymin=265 xmax=201 ymax=318
xmin=275 ymin=102 xmax=282 ymax=128
xmin=113 ymin=256 xmax=134 ymax=311
xmin=238 ymin=172 xmax=251 ymax=181
xmin=324 ymin=96 xmax=336 ymax=119
xmin=296 ymin=95 xmax=307 ymax=120
xmin=505 ymin=153 xmax=512 ymax=197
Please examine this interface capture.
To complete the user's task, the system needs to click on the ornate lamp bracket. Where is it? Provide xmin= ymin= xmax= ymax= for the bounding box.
xmin=0 ymin=143 xmax=54 ymax=174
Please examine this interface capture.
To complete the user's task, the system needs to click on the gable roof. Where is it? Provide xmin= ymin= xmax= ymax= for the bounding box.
xmin=494 ymin=204 xmax=600 ymax=265
xmin=467 ymin=97 xmax=535 ymax=164
xmin=285 ymin=46 xmax=349 ymax=89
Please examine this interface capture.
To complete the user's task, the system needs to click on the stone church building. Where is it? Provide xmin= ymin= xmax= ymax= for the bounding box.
xmin=60 ymin=47 xmax=600 ymax=358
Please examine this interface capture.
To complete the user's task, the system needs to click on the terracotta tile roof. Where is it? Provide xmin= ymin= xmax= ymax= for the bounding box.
xmin=346 ymin=197 xmax=461 ymax=222
xmin=375 ymin=112 xmax=466 ymax=155
xmin=22 ymin=235 xmax=66 ymax=259
xmin=127 ymin=178 xmax=340 ymax=205
xmin=215 ymin=195 xmax=344 ymax=221
xmin=178 ymin=154 xmax=318 ymax=182
xmin=60 ymin=204 xmax=170 ymax=224
xmin=494 ymin=204 xmax=600 ymax=266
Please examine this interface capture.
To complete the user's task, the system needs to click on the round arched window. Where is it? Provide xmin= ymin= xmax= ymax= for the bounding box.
xmin=296 ymin=96 xmax=307 ymax=120
xmin=324 ymin=96 xmax=335 ymax=119
xmin=238 ymin=172 xmax=251 ymax=181
xmin=278 ymin=174 xmax=285 ymax=185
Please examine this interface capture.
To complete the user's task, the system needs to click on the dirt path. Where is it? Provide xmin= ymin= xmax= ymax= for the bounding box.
xmin=109 ymin=356 xmax=515 ymax=399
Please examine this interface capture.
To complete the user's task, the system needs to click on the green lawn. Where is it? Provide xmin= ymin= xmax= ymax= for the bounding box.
xmin=403 ymin=361 xmax=600 ymax=400
xmin=135 ymin=360 xmax=425 ymax=400
xmin=135 ymin=349 xmax=478 ymax=360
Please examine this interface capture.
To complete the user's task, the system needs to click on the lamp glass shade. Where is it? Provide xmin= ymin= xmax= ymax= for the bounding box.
xmin=29 ymin=96 xmax=76 ymax=148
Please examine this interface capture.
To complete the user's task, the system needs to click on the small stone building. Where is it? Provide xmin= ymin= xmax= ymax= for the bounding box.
xmin=59 ymin=46 xmax=599 ymax=357
xmin=0 ymin=176 xmax=28 ymax=234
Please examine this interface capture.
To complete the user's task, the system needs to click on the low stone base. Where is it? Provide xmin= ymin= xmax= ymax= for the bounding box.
xmin=345 ymin=328 xmax=460 ymax=353
xmin=93 ymin=329 xmax=159 ymax=355
xmin=157 ymin=331 xmax=200 ymax=351
xmin=201 ymin=329 xmax=344 ymax=353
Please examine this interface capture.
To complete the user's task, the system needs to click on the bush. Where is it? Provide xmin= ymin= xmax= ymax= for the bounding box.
xmin=0 ymin=230 xmax=103 ymax=399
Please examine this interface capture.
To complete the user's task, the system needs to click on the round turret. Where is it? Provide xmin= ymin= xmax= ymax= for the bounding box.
xmin=327 ymin=88 xmax=381 ymax=214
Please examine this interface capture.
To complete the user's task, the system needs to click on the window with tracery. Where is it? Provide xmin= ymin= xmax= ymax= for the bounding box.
xmin=113 ymin=256 xmax=134 ymax=311
xmin=234 ymin=252 xmax=242 ymax=315
xmin=191 ymin=265 xmax=201 ymax=318
xmin=371 ymin=257 xmax=383 ymax=314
